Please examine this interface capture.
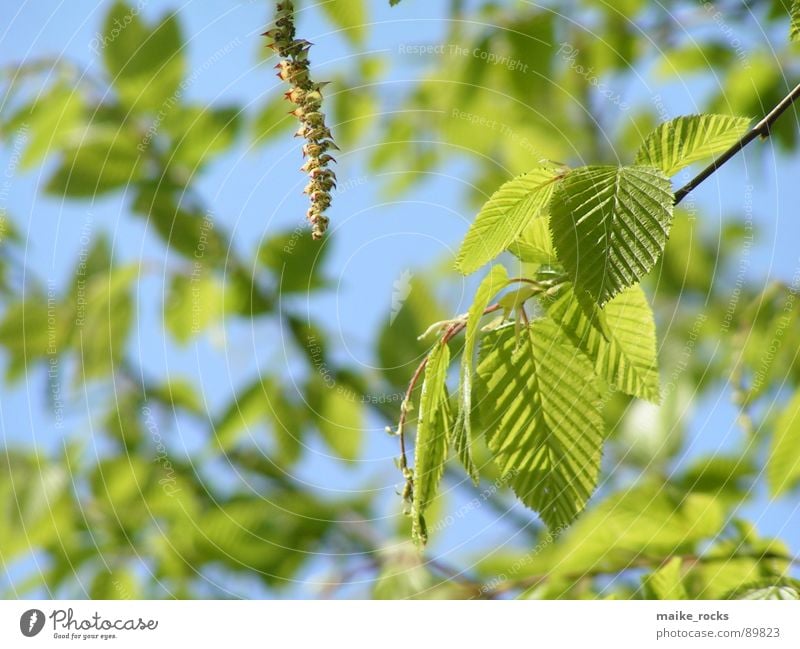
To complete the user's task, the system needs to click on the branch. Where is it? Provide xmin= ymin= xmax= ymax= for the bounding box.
xmin=674 ymin=81 xmax=800 ymax=205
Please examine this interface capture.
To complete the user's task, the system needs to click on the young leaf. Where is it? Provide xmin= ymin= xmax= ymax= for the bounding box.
xmin=767 ymin=387 xmax=800 ymax=497
xmin=635 ymin=114 xmax=751 ymax=176
xmin=645 ymin=557 xmax=688 ymax=599
xmin=549 ymin=165 xmax=674 ymax=306
xmin=455 ymin=167 xmax=562 ymax=275
xmin=545 ymin=283 xmax=660 ymax=402
xmin=791 ymin=0 xmax=800 ymax=43
xmin=412 ymin=340 xmax=451 ymax=544
xmin=453 ymin=264 xmax=508 ymax=483
xmin=101 ymin=2 xmax=185 ymax=111
xmin=476 ymin=319 xmax=603 ymax=529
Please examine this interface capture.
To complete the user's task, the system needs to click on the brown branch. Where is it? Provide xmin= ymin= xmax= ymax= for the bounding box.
xmin=674 ymin=81 xmax=800 ymax=205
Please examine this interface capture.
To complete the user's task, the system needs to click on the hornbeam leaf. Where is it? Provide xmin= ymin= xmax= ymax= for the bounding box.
xmin=453 ymin=264 xmax=508 ymax=483
xmin=475 ymin=319 xmax=603 ymax=529
xmin=635 ymin=114 xmax=751 ymax=176
xmin=319 ymin=0 xmax=368 ymax=45
xmin=549 ymin=165 xmax=674 ymax=306
xmin=509 ymin=217 xmax=557 ymax=265
xmin=456 ymin=167 xmax=563 ymax=275
xmin=767 ymin=387 xmax=800 ymax=497
xmin=412 ymin=340 xmax=451 ymax=544
xmin=545 ymin=283 xmax=660 ymax=402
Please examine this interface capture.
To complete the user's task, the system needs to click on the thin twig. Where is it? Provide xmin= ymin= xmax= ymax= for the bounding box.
xmin=674 ymin=81 xmax=800 ymax=205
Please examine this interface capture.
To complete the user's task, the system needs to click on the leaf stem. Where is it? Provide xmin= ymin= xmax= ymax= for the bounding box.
xmin=674 ymin=81 xmax=800 ymax=205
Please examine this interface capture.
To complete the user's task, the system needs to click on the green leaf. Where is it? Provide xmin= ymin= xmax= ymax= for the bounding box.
xmin=90 ymin=569 xmax=142 ymax=599
xmin=0 ymin=295 xmax=71 ymax=381
xmin=545 ymin=283 xmax=660 ymax=402
xmin=133 ymin=183 xmax=228 ymax=266
xmin=214 ymin=376 xmax=306 ymax=464
xmin=475 ymin=484 xmax=726 ymax=591
xmin=412 ymin=340 xmax=451 ymax=544
xmin=7 ymin=83 xmax=84 ymax=168
xmin=319 ymin=0 xmax=368 ymax=45
xmin=453 ymin=264 xmax=508 ymax=483
xmin=332 ymin=81 xmax=377 ymax=146
xmin=0 ymin=451 xmax=75 ymax=559
xmin=258 ymin=230 xmax=330 ymax=294
xmin=46 ymin=129 xmax=144 ymax=197
xmin=767 ymin=387 xmax=800 ymax=497
xmin=312 ymin=382 xmax=364 ymax=462
xmin=74 ymin=264 xmax=138 ymax=380
xmin=549 ymin=165 xmax=674 ymax=306
xmin=252 ymin=93 xmax=294 ymax=145
xmin=476 ymin=319 xmax=603 ymax=529
xmin=192 ymin=496 xmax=332 ymax=584
xmin=163 ymin=273 xmax=226 ymax=343
xmin=791 ymin=1 xmax=800 ymax=43
xmin=725 ymin=578 xmax=800 ymax=600
xmin=635 ymin=114 xmax=751 ymax=176
xmin=377 ymin=276 xmax=447 ymax=389
xmin=509 ymin=217 xmax=557 ymax=265
xmin=645 ymin=557 xmax=687 ymax=599
xmin=164 ymin=106 xmax=242 ymax=171
xmin=101 ymin=1 xmax=185 ymax=111
xmin=456 ymin=167 xmax=562 ymax=275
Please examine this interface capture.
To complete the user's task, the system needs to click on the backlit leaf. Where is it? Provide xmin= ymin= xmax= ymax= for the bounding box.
xmin=549 ymin=165 xmax=674 ymax=305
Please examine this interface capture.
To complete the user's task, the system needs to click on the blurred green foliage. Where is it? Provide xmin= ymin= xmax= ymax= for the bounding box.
xmin=0 ymin=0 xmax=799 ymax=599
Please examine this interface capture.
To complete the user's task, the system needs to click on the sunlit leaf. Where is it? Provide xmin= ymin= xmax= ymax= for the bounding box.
xmin=453 ymin=264 xmax=507 ymax=483
xmin=550 ymin=165 xmax=674 ymax=305
xmin=411 ymin=340 xmax=451 ymax=544
xmin=476 ymin=319 xmax=603 ymax=529
xmin=545 ymin=283 xmax=660 ymax=401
